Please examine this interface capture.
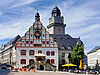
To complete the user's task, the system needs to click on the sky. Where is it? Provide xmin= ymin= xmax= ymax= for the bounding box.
xmin=0 ymin=0 xmax=100 ymax=54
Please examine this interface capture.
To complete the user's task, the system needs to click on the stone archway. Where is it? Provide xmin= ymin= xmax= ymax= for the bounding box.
xmin=37 ymin=65 xmax=44 ymax=70
xmin=37 ymin=57 xmax=43 ymax=61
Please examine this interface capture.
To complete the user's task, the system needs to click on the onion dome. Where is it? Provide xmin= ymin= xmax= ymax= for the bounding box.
xmin=51 ymin=6 xmax=61 ymax=17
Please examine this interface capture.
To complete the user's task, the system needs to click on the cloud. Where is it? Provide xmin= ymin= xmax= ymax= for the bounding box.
xmin=0 ymin=0 xmax=100 ymax=54
xmin=0 ymin=19 xmax=33 ymax=40
xmin=8 ymin=0 xmax=38 ymax=9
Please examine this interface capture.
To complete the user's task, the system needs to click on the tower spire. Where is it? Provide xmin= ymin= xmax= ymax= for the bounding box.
xmin=35 ymin=9 xmax=40 ymax=21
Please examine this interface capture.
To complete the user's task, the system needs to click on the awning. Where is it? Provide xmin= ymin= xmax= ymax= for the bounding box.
xmin=62 ymin=64 xmax=77 ymax=67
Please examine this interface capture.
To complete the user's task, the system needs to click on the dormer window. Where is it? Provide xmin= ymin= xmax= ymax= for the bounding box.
xmin=66 ymin=37 xmax=70 ymax=39
xmin=61 ymin=45 xmax=65 ymax=49
xmin=59 ymin=37 xmax=63 ymax=39
xmin=68 ymin=47 xmax=71 ymax=50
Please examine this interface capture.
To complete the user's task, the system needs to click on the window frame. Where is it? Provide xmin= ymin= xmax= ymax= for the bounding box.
xmin=47 ymin=59 xmax=50 ymax=64
xmin=20 ymin=50 xmax=26 ymax=55
xmin=29 ymin=59 xmax=34 ymax=65
xmin=38 ymin=50 xmax=42 ymax=54
xmin=51 ymin=59 xmax=55 ymax=64
xmin=46 ymin=51 xmax=50 ymax=56
xmin=20 ymin=59 xmax=26 ymax=64
xmin=51 ymin=51 xmax=55 ymax=56
xmin=29 ymin=50 xmax=35 ymax=55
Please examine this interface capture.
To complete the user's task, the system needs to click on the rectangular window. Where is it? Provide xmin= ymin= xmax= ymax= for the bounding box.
xmin=30 ymin=41 xmax=33 ymax=44
xmin=34 ymin=44 xmax=41 ymax=47
xmin=62 ymin=59 xmax=65 ymax=64
xmin=43 ymin=41 xmax=45 ymax=44
xmin=47 ymin=41 xmax=49 ymax=44
xmin=29 ymin=50 xmax=34 ymax=55
xmin=62 ymin=53 xmax=65 ymax=58
xmin=26 ymin=41 xmax=29 ymax=44
xmin=21 ymin=50 xmax=26 ymax=55
xmin=21 ymin=59 xmax=26 ymax=64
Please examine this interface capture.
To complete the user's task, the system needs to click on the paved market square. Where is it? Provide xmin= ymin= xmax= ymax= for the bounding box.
xmin=0 ymin=69 xmax=85 ymax=75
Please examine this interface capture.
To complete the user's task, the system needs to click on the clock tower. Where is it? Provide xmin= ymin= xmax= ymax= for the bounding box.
xmin=47 ymin=6 xmax=66 ymax=34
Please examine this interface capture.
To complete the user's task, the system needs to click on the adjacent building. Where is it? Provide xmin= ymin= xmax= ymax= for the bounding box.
xmin=0 ymin=35 xmax=21 ymax=66
xmin=0 ymin=6 xmax=83 ymax=70
xmin=87 ymin=46 xmax=100 ymax=69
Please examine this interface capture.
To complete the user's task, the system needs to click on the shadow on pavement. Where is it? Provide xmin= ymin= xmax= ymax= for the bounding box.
xmin=0 ymin=69 xmax=12 ymax=75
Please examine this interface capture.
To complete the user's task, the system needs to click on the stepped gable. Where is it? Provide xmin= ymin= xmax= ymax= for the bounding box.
xmin=16 ymin=18 xmax=58 ymax=48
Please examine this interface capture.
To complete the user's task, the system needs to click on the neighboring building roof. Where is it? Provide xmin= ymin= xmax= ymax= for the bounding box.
xmin=4 ymin=35 xmax=21 ymax=47
xmin=50 ymin=34 xmax=83 ymax=49
xmin=87 ymin=46 xmax=100 ymax=54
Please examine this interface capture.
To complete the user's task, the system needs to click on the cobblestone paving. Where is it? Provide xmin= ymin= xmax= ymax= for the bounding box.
xmin=0 ymin=69 xmax=85 ymax=75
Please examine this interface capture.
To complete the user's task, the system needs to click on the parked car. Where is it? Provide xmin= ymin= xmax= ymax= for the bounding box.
xmin=1 ymin=65 xmax=7 ymax=69
xmin=89 ymin=70 xmax=96 ymax=74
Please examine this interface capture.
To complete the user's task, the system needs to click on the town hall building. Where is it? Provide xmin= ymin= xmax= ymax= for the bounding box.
xmin=0 ymin=6 xmax=83 ymax=71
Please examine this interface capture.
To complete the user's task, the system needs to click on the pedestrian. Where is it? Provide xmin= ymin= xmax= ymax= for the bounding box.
xmin=54 ymin=68 xmax=56 ymax=72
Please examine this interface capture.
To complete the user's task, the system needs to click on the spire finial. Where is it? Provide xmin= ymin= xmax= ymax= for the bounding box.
xmin=37 ymin=9 xmax=38 ymax=13
xmin=35 ymin=9 xmax=40 ymax=21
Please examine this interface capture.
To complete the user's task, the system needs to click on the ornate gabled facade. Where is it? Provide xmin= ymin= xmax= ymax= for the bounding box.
xmin=16 ymin=12 xmax=58 ymax=70
xmin=0 ymin=6 xmax=83 ymax=71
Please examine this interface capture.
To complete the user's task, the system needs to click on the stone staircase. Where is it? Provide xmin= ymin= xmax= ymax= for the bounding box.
xmin=25 ymin=61 xmax=56 ymax=71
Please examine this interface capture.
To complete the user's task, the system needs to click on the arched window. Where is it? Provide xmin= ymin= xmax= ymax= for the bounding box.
xmin=47 ymin=59 xmax=50 ymax=64
xmin=21 ymin=59 xmax=26 ymax=64
xmin=51 ymin=51 xmax=55 ymax=56
xmin=51 ymin=59 xmax=55 ymax=64
xmin=29 ymin=50 xmax=34 ymax=55
xmin=46 ymin=51 xmax=50 ymax=56
xmin=38 ymin=50 xmax=42 ymax=54
xmin=29 ymin=59 xmax=34 ymax=65
xmin=20 ymin=50 xmax=26 ymax=55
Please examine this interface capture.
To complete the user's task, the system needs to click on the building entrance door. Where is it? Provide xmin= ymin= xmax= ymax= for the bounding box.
xmin=40 ymin=65 xmax=44 ymax=70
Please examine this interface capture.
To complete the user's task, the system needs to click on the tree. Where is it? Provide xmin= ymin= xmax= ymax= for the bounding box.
xmin=71 ymin=43 xmax=84 ymax=67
